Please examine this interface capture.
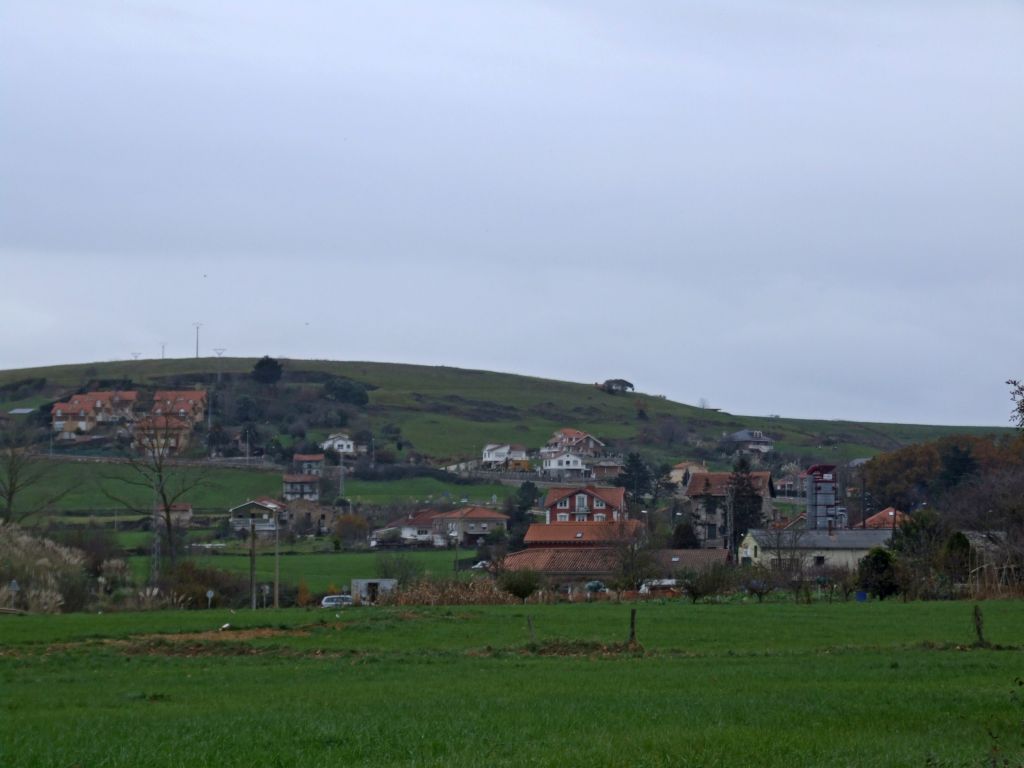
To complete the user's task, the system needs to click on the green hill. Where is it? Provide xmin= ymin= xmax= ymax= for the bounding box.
xmin=0 ymin=357 xmax=1011 ymax=468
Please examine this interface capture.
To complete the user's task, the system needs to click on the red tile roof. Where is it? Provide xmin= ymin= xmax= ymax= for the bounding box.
xmin=656 ymin=549 xmax=730 ymax=571
xmin=433 ymin=506 xmax=510 ymax=521
xmin=683 ymin=471 xmax=774 ymax=498
xmin=863 ymin=507 xmax=907 ymax=529
xmin=543 ymin=485 xmax=627 ymax=510
xmin=385 ymin=508 xmax=445 ymax=528
xmin=503 ymin=547 xmax=619 ymax=575
xmin=293 ymin=453 xmax=325 ymax=462
xmin=282 ymin=474 xmax=319 ymax=483
xmin=523 ymin=520 xmax=643 ymax=546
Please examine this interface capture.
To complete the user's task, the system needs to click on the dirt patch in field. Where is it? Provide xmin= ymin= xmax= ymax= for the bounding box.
xmin=520 ymin=640 xmax=646 ymax=658
xmin=133 ymin=627 xmax=311 ymax=643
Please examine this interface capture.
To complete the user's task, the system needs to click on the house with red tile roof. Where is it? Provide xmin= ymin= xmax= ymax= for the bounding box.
xmin=132 ymin=414 xmax=194 ymax=455
xmin=373 ymin=508 xmax=447 ymax=546
xmin=542 ymin=485 xmax=627 ymax=523
xmin=682 ymin=471 xmax=776 ymax=549
xmin=502 ymin=548 xmax=620 ymax=581
xmin=432 ymin=506 xmax=510 ymax=546
xmin=293 ymin=453 xmax=325 ymax=476
xmin=51 ymin=390 xmax=139 ymax=438
xmin=152 ymin=390 xmax=206 ymax=424
xmin=539 ymin=428 xmax=605 ymax=458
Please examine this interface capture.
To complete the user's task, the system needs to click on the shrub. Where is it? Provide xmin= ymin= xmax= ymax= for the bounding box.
xmin=679 ymin=564 xmax=735 ymax=604
xmin=0 ymin=522 xmax=89 ymax=613
xmin=499 ymin=570 xmax=542 ymax=602
xmin=858 ymin=547 xmax=899 ymax=600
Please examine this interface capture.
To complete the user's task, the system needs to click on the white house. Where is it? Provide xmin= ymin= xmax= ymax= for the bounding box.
xmin=321 ymin=433 xmax=356 ymax=455
xmin=481 ymin=443 xmax=528 ymax=468
xmin=541 ymin=451 xmax=589 ymax=478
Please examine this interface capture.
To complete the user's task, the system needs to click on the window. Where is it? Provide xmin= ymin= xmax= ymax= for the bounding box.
xmin=557 ymin=499 xmax=569 ymax=509
xmin=556 ymin=513 xmax=569 ymax=522
xmin=469 ymin=523 xmax=476 ymax=530
xmin=705 ymin=524 xmax=717 ymax=539
xmin=594 ymin=514 xmax=606 ymax=521
xmin=575 ymin=514 xmax=587 ymax=522
xmin=754 ymin=546 xmax=759 ymax=557
xmin=481 ymin=523 xmax=488 ymax=530
xmin=814 ymin=556 xmax=826 ymax=567
xmin=594 ymin=499 xmax=605 ymax=509
xmin=576 ymin=494 xmax=588 ymax=508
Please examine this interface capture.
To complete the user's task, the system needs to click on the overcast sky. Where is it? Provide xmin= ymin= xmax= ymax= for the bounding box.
xmin=1 ymin=1 xmax=1022 ymax=426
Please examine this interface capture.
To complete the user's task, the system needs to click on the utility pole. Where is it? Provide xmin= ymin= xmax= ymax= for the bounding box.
xmin=193 ymin=322 xmax=202 ymax=359
xmin=273 ymin=509 xmax=280 ymax=609
xmin=249 ymin=517 xmax=257 ymax=610
xmin=161 ymin=342 xmax=166 ymax=360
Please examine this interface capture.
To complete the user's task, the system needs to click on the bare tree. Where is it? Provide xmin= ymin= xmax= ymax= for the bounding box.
xmin=102 ymin=415 xmax=207 ymax=568
xmin=1008 ymin=379 xmax=1024 ymax=429
xmin=0 ymin=424 xmax=67 ymax=523
xmin=763 ymin=527 xmax=810 ymax=601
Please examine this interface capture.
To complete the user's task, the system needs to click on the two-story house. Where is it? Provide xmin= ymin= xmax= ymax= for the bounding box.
xmin=431 ymin=507 xmax=510 ymax=547
xmin=152 ymin=390 xmax=207 ymax=425
xmin=541 ymin=451 xmax=589 ymax=478
xmin=722 ymin=429 xmax=775 ymax=454
xmin=132 ymin=415 xmax=193 ymax=455
xmin=542 ymin=486 xmax=627 ymax=523
xmin=539 ymin=428 xmax=605 ymax=458
xmin=321 ymin=432 xmax=356 ymax=455
xmin=282 ymin=474 xmax=320 ymax=502
xmin=293 ymin=453 xmax=325 ymax=476
xmin=682 ymin=471 xmax=775 ymax=548
xmin=480 ymin=443 xmax=528 ymax=469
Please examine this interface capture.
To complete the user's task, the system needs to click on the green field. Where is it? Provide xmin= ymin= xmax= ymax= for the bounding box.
xmin=128 ymin=549 xmax=465 ymax=593
xmin=2 ymin=601 xmax=1022 ymax=766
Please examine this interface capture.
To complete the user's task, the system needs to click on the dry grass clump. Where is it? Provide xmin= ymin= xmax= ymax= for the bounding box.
xmin=378 ymin=577 xmax=518 ymax=606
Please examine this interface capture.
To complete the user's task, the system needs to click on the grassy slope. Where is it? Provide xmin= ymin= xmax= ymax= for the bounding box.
xmin=2 ymin=357 xmax=1011 ymax=463
xmin=2 ymin=601 xmax=1022 ymax=767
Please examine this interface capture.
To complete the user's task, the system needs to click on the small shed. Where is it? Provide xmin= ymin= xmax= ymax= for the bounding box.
xmin=351 ymin=578 xmax=397 ymax=604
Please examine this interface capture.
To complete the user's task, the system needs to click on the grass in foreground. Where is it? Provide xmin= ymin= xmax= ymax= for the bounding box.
xmin=1 ymin=601 xmax=1022 ymax=767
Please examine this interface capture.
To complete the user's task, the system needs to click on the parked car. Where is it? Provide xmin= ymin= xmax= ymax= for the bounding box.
xmin=320 ymin=594 xmax=354 ymax=608
xmin=585 ymin=580 xmax=608 ymax=593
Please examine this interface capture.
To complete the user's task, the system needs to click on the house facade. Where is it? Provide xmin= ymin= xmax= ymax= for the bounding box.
xmin=293 ymin=453 xmax=325 ymax=476
xmin=481 ymin=443 xmax=528 ymax=469
xmin=373 ymin=509 xmax=444 ymax=546
xmin=282 ymin=474 xmax=320 ymax=502
xmin=431 ymin=506 xmax=510 ymax=546
xmin=723 ymin=429 xmax=775 ymax=454
xmin=543 ymin=486 xmax=626 ymax=523
xmin=321 ymin=433 xmax=356 ymax=455
xmin=152 ymin=390 xmax=207 ymax=425
xmin=229 ymin=498 xmax=290 ymax=535
xmin=682 ymin=471 xmax=775 ymax=548
xmin=541 ymin=451 xmax=588 ymax=478
xmin=539 ymin=428 xmax=605 ymax=458
xmin=132 ymin=415 xmax=193 ymax=455
xmin=740 ymin=528 xmax=892 ymax=570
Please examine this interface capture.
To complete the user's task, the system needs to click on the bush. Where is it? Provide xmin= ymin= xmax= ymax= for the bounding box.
xmin=858 ymin=547 xmax=899 ymax=600
xmin=0 ymin=523 xmax=89 ymax=613
xmin=499 ymin=570 xmax=542 ymax=602
xmin=376 ymin=552 xmax=426 ymax=585
xmin=679 ymin=564 xmax=735 ymax=604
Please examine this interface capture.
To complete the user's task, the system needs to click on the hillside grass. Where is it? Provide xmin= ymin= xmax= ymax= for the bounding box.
xmin=1 ymin=357 xmax=1011 ymax=465
xmin=2 ymin=601 xmax=1022 ymax=767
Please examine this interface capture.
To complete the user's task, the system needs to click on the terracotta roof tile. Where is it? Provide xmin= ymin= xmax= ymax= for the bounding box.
xmin=503 ymin=547 xmax=619 ymax=575
xmin=433 ymin=506 xmax=510 ymax=521
xmin=524 ymin=520 xmax=643 ymax=545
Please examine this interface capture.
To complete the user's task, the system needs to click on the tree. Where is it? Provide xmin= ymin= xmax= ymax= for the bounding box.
xmin=323 ymin=377 xmax=369 ymax=407
xmin=333 ymin=514 xmax=369 ymax=547
xmin=102 ymin=417 xmax=207 ymax=570
xmin=612 ymin=522 xmax=657 ymax=591
xmin=858 ymin=547 xmax=899 ymax=600
xmin=1009 ymin=378 xmax=1024 ymax=429
xmin=0 ymin=425 xmax=66 ymax=523
xmin=728 ymin=457 xmax=764 ymax=551
xmin=614 ymin=453 xmax=654 ymax=506
xmin=251 ymin=356 xmax=283 ymax=385
xmin=670 ymin=520 xmax=700 ymax=549
xmin=498 ymin=569 xmax=541 ymax=602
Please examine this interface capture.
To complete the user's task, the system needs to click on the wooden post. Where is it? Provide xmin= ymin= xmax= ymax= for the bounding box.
xmin=628 ymin=608 xmax=637 ymax=645
xmin=527 ymin=615 xmax=537 ymax=643
xmin=249 ymin=518 xmax=257 ymax=610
